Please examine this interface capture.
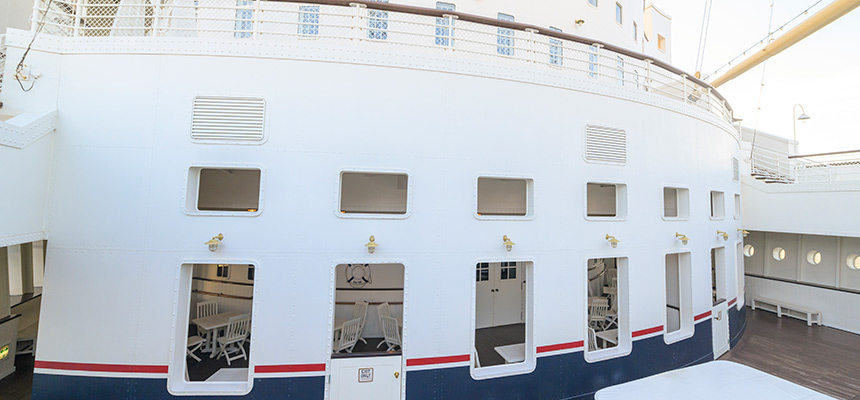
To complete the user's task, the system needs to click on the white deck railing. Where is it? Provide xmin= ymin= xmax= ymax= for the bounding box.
xmin=28 ymin=0 xmax=734 ymax=124
xmin=0 ymin=34 xmax=6 ymax=95
xmin=751 ymin=147 xmax=860 ymax=184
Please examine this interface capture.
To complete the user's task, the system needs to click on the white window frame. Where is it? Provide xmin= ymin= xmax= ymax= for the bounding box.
xmin=584 ymin=181 xmax=628 ymax=221
xmin=474 ymin=175 xmax=536 ymax=221
xmin=336 ymin=169 xmax=412 ymax=220
xmin=710 ymin=190 xmax=726 ymax=220
xmin=167 ymin=260 xmax=258 ymax=395
xmin=734 ymin=194 xmax=741 ymax=220
xmin=584 ymin=256 xmax=631 ymax=363
xmin=633 ymin=21 xmax=637 ymax=42
xmin=182 ymin=164 xmax=265 ymax=217
xmin=470 ymin=258 xmax=535 ymax=380
xmin=657 ymin=34 xmax=666 ymax=52
xmin=588 ymin=0 xmax=598 ymax=8
xmin=663 ymin=252 xmax=694 ymax=344
xmin=662 ymin=186 xmax=690 ymax=221
xmin=615 ymin=3 xmax=623 ymax=25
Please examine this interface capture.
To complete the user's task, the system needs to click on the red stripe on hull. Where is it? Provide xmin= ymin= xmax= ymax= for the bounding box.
xmin=694 ymin=311 xmax=712 ymax=321
xmin=406 ymin=354 xmax=470 ymax=367
xmin=254 ymin=364 xmax=326 ymax=373
xmin=537 ymin=341 xmax=584 ymax=353
xmin=34 ymin=361 xmax=168 ymax=374
xmin=632 ymin=326 xmax=663 ymax=337
xmin=728 ymin=298 xmax=737 ymax=307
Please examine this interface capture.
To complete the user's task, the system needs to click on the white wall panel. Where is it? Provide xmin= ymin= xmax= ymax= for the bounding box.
xmin=799 ymin=234 xmax=838 ymax=287
xmin=763 ymin=232 xmax=798 ymax=281
xmin=746 ymin=275 xmax=860 ymax=334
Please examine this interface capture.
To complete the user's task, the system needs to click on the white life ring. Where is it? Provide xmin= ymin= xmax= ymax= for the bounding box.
xmin=346 ymin=264 xmax=372 ymax=288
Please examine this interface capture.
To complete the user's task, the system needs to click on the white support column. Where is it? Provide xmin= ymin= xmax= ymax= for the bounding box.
xmin=20 ymin=242 xmax=34 ymax=295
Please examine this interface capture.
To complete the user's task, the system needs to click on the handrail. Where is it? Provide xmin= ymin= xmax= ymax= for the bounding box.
xmin=28 ymin=0 xmax=734 ymax=124
xmin=788 ymin=149 xmax=860 ymax=159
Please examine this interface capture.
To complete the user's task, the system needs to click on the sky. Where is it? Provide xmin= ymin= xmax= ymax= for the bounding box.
xmin=653 ymin=0 xmax=860 ymax=154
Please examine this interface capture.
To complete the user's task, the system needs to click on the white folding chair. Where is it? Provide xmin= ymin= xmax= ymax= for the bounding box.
xmin=352 ymin=301 xmax=369 ymax=345
xmin=380 ymin=315 xmax=402 ymax=352
xmin=333 ymin=318 xmax=362 ymax=354
xmin=216 ymin=314 xmax=251 ymax=366
xmin=587 ymin=327 xmax=599 ymax=351
xmin=589 ymin=297 xmax=609 ymax=330
xmin=196 ymin=300 xmax=219 ymax=350
xmin=187 ymin=335 xmax=204 ymax=362
xmin=376 ymin=302 xmax=392 ymax=349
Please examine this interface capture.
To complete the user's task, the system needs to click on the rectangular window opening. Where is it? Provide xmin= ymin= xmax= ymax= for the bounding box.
xmin=497 ymin=13 xmax=515 ymax=56
xmin=367 ymin=0 xmax=390 ymax=40
xmin=235 ymin=0 xmax=253 ymax=39
xmin=586 ymin=257 xmax=629 ymax=361
xmin=473 ymin=261 xmax=534 ymax=378
xmin=477 ymin=177 xmax=533 ymax=217
xmin=171 ymin=263 xmax=255 ymax=392
xmin=340 ymin=172 xmax=408 ymax=215
xmin=435 ymin=2 xmax=456 ymax=46
xmin=586 ymin=183 xmax=627 ymax=218
xmin=187 ymin=167 xmax=262 ymax=215
xmin=658 ymin=34 xmax=666 ymax=52
xmin=615 ymin=3 xmax=622 ymax=25
xmin=734 ymin=194 xmax=741 ymax=220
xmin=663 ymin=187 xmax=689 ymax=219
xmin=633 ymin=21 xmax=637 ymax=42
xmin=588 ymin=0 xmax=598 ymax=7
xmin=664 ymin=253 xmax=693 ymax=343
xmin=298 ymin=5 xmax=320 ymax=36
xmin=710 ymin=191 xmax=725 ymax=219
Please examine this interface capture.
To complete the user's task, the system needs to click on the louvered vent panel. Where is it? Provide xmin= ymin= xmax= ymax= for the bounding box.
xmin=585 ymin=125 xmax=627 ymax=164
xmin=732 ymin=158 xmax=740 ymax=181
xmin=192 ymin=96 xmax=265 ymax=141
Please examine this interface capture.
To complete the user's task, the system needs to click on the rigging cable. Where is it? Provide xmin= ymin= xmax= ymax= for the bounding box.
xmin=750 ymin=0 xmax=778 ymax=162
xmin=694 ymin=0 xmax=714 ymax=79
xmin=708 ymin=0 xmax=823 ymax=80
xmin=16 ymin=0 xmax=55 ymax=92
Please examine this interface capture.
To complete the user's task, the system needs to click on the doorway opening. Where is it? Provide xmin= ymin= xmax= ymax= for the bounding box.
xmin=332 ymin=263 xmax=404 ymax=356
xmin=585 ymin=257 xmax=629 ymax=362
xmin=473 ymin=261 xmax=533 ymax=373
xmin=711 ymin=248 xmax=726 ymax=306
xmin=664 ymin=253 xmax=693 ymax=343
xmin=184 ymin=264 xmax=254 ymax=383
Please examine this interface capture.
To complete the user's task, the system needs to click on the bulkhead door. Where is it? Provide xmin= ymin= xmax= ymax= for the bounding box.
xmin=711 ymin=301 xmax=730 ymax=359
xmin=330 ymin=355 xmax=402 ymax=400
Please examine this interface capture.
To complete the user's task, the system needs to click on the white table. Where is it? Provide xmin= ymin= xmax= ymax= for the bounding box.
xmin=594 ymin=328 xmax=618 ymax=346
xmin=192 ymin=311 xmax=243 ymax=358
xmin=596 ymin=361 xmax=835 ymax=400
xmin=494 ymin=343 xmax=525 ymax=364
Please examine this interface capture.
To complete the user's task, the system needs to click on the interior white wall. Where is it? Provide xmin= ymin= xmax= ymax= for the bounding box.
xmin=746 ymin=275 xmax=860 ymax=334
xmin=0 ymin=0 xmax=31 ymax=33
xmin=7 ymin=245 xmax=22 ymax=297
xmin=587 ymin=183 xmax=618 ymax=217
xmin=665 ymin=254 xmax=680 ymax=332
xmin=190 ymin=264 xmax=254 ymax=320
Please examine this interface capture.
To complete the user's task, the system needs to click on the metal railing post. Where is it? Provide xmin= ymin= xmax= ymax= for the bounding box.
xmin=152 ymin=0 xmax=161 ymax=37
xmin=350 ymin=2 xmax=365 ymax=41
xmin=681 ymin=74 xmax=688 ymax=104
xmin=525 ymin=28 xmax=538 ymax=63
xmin=644 ymin=59 xmax=652 ymax=92
xmin=252 ymin=0 xmax=261 ymax=40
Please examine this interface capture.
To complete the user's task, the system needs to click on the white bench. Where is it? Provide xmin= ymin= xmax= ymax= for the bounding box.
xmin=751 ymin=297 xmax=821 ymax=326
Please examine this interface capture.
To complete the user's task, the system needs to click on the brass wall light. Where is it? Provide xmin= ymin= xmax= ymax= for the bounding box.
xmin=205 ymin=234 xmax=223 ymax=252
xmin=575 ymin=19 xmax=585 ymax=26
xmin=738 ymin=229 xmax=750 ymax=238
xmin=717 ymin=230 xmax=730 ymax=241
xmin=675 ymin=232 xmax=690 ymax=245
xmin=605 ymin=234 xmax=620 ymax=248
xmin=365 ymin=235 xmax=379 ymax=254
xmin=502 ymin=235 xmax=516 ymax=252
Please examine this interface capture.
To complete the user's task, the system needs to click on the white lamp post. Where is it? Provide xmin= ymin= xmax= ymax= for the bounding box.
xmin=792 ymin=104 xmax=810 ymax=154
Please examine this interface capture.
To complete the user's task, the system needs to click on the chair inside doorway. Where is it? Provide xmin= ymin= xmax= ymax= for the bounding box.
xmin=332 ymin=263 xmax=404 ymax=357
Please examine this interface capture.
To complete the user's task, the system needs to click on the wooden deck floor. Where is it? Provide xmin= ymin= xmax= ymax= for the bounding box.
xmin=2 ymin=308 xmax=860 ymax=399
xmin=720 ymin=308 xmax=860 ymax=400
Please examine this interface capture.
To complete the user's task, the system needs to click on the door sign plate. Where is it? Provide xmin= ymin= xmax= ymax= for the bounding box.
xmin=358 ymin=367 xmax=373 ymax=383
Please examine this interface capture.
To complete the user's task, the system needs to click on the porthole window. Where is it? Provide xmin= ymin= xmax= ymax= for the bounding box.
xmin=806 ymin=251 xmax=822 ymax=265
xmin=772 ymin=247 xmax=786 ymax=261
xmin=848 ymin=254 xmax=860 ymax=270
xmin=743 ymin=244 xmax=755 ymax=258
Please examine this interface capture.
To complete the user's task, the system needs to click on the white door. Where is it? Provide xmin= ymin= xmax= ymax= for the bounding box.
xmin=330 ymin=356 xmax=402 ymax=400
xmin=493 ymin=262 xmax=523 ymax=326
xmin=711 ymin=301 xmax=730 ymax=359
xmin=475 ymin=263 xmax=494 ymax=329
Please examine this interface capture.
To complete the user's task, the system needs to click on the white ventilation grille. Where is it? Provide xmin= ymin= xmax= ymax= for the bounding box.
xmin=192 ymin=96 xmax=266 ymax=142
xmin=584 ymin=125 xmax=627 ymax=164
xmin=732 ymin=157 xmax=740 ymax=181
